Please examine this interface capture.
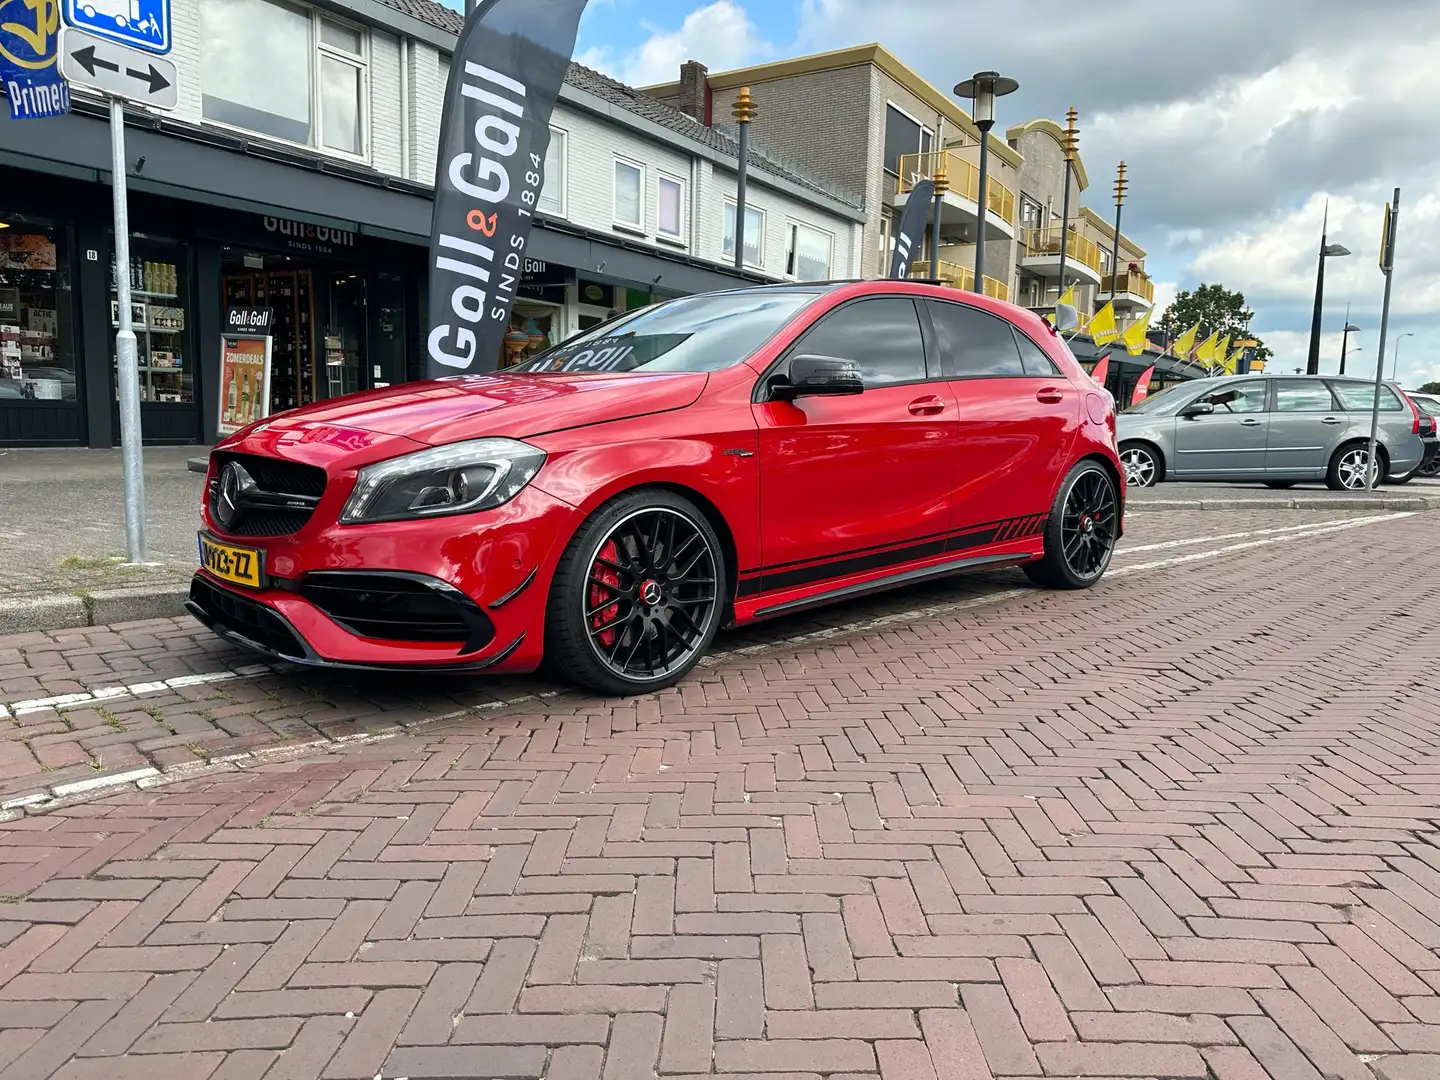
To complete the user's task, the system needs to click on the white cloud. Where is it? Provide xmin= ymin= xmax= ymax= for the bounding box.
xmin=577 ymin=0 xmax=774 ymax=87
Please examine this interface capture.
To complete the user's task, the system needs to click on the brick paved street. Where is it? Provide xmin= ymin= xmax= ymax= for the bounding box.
xmin=0 ymin=507 xmax=1437 ymax=1078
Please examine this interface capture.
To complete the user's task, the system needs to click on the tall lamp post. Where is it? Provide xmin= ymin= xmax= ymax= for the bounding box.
xmin=732 ymin=88 xmax=756 ymax=270
xmin=1305 ymin=201 xmax=1351 ymax=374
xmin=1055 ymin=106 xmax=1078 ymax=299
xmin=954 ymin=70 xmax=1018 ymax=295
xmin=930 ymin=161 xmax=949 ymax=280
xmin=1108 ymin=161 xmax=1128 ymax=297
xmin=1338 ymin=310 xmax=1360 ymax=375
xmin=1393 ymin=332 xmax=1415 ymax=381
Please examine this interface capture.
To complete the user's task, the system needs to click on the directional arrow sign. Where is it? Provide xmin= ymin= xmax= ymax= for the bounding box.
xmin=57 ymin=27 xmax=178 ymax=110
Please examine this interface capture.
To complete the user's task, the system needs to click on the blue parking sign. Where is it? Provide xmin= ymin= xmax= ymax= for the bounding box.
xmin=62 ymin=0 xmax=169 ymax=55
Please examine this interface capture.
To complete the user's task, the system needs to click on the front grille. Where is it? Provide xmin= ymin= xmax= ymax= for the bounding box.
xmin=299 ymin=572 xmax=495 ymax=651
xmin=190 ymin=576 xmax=309 ymax=659
xmin=209 ymin=452 xmax=328 ymax=538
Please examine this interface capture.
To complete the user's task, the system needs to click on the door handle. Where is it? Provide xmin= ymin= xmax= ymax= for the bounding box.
xmin=1036 ymin=387 xmax=1064 ymax=404
xmin=1238 ymin=418 xmax=1262 ymax=426
xmin=1321 ymin=416 xmax=1343 ymax=425
xmin=908 ymin=395 xmax=946 ymax=416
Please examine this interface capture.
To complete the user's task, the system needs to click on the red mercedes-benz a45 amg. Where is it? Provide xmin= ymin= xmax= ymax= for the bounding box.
xmin=191 ymin=280 xmax=1123 ymax=695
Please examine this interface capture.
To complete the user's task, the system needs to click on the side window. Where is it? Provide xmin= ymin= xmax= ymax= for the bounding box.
xmin=927 ymin=300 xmax=1024 ymax=377
xmin=1198 ymin=381 xmax=1266 ymax=414
xmin=1274 ymin=380 xmax=1338 ymax=412
xmin=790 ymin=297 xmax=926 ymax=388
xmin=1330 ymin=382 xmax=1404 ymax=411
xmin=1014 ymin=329 xmax=1061 ymax=376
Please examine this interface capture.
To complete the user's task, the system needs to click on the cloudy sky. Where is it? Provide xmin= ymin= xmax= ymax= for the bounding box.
xmin=566 ymin=0 xmax=1440 ymax=386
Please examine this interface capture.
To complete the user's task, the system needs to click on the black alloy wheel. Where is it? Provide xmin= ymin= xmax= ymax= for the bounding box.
xmin=546 ymin=490 xmax=724 ymax=695
xmin=1025 ymin=460 xmax=1119 ymax=590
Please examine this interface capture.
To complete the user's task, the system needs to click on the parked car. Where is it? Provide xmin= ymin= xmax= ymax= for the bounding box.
xmin=1404 ymin=391 xmax=1440 ymax=477
xmin=1116 ymin=374 xmax=1429 ymax=490
xmin=189 ymin=282 xmax=1124 ymax=695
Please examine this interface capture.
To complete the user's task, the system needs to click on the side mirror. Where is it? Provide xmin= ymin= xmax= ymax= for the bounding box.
xmin=1181 ymin=401 xmax=1215 ymax=417
xmin=772 ymin=354 xmax=865 ymax=400
xmin=1053 ymin=303 xmax=1080 ymax=333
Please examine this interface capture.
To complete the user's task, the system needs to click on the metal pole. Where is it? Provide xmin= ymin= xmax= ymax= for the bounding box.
xmin=1306 ymin=203 xmax=1328 ymax=375
xmin=973 ymin=120 xmax=992 ymax=292
xmin=1056 ymin=157 xmax=1073 ymax=295
xmin=110 ymin=97 xmax=148 ymax=566
xmin=1392 ymin=335 xmax=1411 ymax=381
xmin=930 ymin=118 xmax=945 ymax=281
xmin=734 ymin=120 xmax=748 ymax=270
xmin=1109 ymin=201 xmax=1123 ymax=297
xmin=1367 ymin=188 xmax=1400 ymax=491
xmin=1338 ymin=302 xmax=1350 ymax=374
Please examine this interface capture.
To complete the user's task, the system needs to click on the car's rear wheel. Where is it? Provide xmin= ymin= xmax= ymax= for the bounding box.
xmin=1419 ymin=456 xmax=1440 ymax=478
xmin=1024 ymin=460 xmax=1119 ymax=590
xmin=546 ymin=489 xmax=725 ymax=696
xmin=1118 ymin=442 xmax=1160 ymax=487
xmin=1326 ymin=442 xmax=1385 ymax=491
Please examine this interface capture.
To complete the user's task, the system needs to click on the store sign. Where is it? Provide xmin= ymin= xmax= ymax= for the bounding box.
xmin=217 ymin=308 xmax=273 ymax=436
xmin=260 ymin=216 xmax=357 ymax=256
xmin=519 ymin=258 xmax=568 ymax=299
xmin=577 ymin=278 xmax=615 ymax=308
xmin=225 ymin=306 xmax=272 ymax=334
xmin=0 ymin=0 xmax=72 ymax=120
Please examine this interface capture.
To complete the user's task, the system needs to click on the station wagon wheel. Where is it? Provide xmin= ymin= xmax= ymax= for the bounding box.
xmin=1025 ymin=461 xmax=1119 ymax=590
xmin=546 ymin=490 xmax=725 ymax=696
xmin=1327 ymin=443 xmax=1383 ymax=491
xmin=1118 ymin=444 xmax=1159 ymax=487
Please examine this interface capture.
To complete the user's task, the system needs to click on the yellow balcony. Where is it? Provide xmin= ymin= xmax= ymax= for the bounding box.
xmin=909 ymin=260 xmax=1010 ymax=303
xmin=897 ymin=151 xmax=1017 ymax=227
xmin=1098 ymin=270 xmax=1155 ymax=305
xmin=1023 ymin=227 xmax=1103 ymax=275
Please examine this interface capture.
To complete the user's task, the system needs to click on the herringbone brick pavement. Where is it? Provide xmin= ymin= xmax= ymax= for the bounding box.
xmin=0 ymin=512 xmax=1438 ymax=1078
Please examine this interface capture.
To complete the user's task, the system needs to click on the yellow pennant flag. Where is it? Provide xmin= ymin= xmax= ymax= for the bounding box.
xmin=1089 ymin=301 xmax=1119 ymax=345
xmin=1171 ymin=321 xmax=1201 ymax=358
xmin=1194 ymin=330 xmax=1219 ymax=363
xmin=1045 ymin=285 xmax=1077 ymax=326
xmin=1224 ymin=346 xmax=1246 ymax=374
xmin=1120 ymin=310 xmax=1153 ymax=356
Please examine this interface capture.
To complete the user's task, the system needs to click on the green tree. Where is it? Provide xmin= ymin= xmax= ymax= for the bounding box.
xmin=1159 ymin=282 xmax=1272 ymax=363
xmin=1419 ymin=382 xmax=1440 ymax=395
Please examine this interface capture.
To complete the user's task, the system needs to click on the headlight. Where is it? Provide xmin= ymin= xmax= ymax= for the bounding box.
xmin=340 ymin=438 xmax=547 ymax=524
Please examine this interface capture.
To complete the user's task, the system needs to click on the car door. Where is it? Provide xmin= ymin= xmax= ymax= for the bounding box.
xmin=1171 ymin=380 xmax=1270 ymax=478
xmin=752 ymin=296 xmax=958 ymax=593
xmin=925 ymin=298 xmax=1079 ymax=534
xmin=1265 ymin=379 xmax=1343 ymax=476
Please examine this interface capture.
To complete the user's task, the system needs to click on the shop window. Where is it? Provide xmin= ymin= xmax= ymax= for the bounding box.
xmin=614 ymin=159 xmax=644 ymax=230
xmin=658 ymin=175 xmax=686 ymax=242
xmin=0 ymin=215 xmax=76 ymax=403
xmin=110 ymin=240 xmax=193 ymax=405
xmin=538 ymin=129 xmax=567 ymax=216
xmin=723 ymin=202 xmax=765 ymax=269
xmin=199 ymin=0 xmax=369 ymax=159
xmin=785 ymin=221 xmax=833 ymax=282
xmin=500 ymin=303 xmax=560 ymax=369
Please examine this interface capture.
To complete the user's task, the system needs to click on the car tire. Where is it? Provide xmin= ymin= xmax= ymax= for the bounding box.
xmin=545 ymin=488 xmax=727 ymax=697
xmin=1326 ymin=441 xmax=1386 ymax=491
xmin=1118 ymin=442 xmax=1161 ymax=487
xmin=1264 ymin=481 xmax=1296 ymax=489
xmin=1024 ymin=460 xmax=1119 ymax=591
xmin=1388 ymin=471 xmax=1415 ymax=486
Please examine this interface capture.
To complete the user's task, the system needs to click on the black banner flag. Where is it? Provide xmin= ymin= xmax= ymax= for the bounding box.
xmin=427 ymin=0 xmax=591 ymax=377
xmin=888 ymin=178 xmax=934 ymax=280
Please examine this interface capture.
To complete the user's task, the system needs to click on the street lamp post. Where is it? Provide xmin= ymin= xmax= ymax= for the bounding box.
xmin=1305 ymin=201 xmax=1351 ymax=374
xmin=1056 ymin=107 xmax=1078 ymax=302
xmin=1338 ymin=309 xmax=1360 ymax=375
xmin=1393 ymin=332 xmax=1415 ymax=381
xmin=954 ymin=70 xmax=1018 ymax=295
xmin=1108 ymin=161 xmax=1127 ymax=297
xmin=732 ymin=88 xmax=757 ymax=271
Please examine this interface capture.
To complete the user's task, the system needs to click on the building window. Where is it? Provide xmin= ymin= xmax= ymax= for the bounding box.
xmin=199 ymin=0 xmax=368 ymax=159
xmin=657 ymin=175 xmax=686 ymax=242
xmin=723 ymin=202 xmax=765 ymax=268
xmin=538 ymin=128 xmax=566 ymax=216
xmin=786 ymin=222 xmax=833 ymax=281
xmin=883 ymin=103 xmax=932 ymax=178
xmin=614 ymin=159 xmax=644 ymax=230
xmin=0 ymin=214 xmax=76 ymax=403
xmin=1020 ymin=196 xmax=1043 ymax=231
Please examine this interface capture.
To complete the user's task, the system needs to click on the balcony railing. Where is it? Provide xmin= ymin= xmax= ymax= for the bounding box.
xmin=1098 ymin=270 xmax=1155 ymax=303
xmin=897 ymin=151 xmax=1017 ymax=227
xmin=910 ymin=260 xmax=1011 ymax=303
xmin=1022 ymin=228 xmax=1103 ymax=275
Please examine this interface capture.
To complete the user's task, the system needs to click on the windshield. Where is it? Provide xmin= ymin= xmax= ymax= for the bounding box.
xmin=1124 ymin=381 xmax=1194 ymax=415
xmin=515 ymin=290 xmax=822 ymax=375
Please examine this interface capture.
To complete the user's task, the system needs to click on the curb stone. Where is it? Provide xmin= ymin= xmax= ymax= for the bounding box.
xmin=187 ymin=456 xmax=208 ymax=473
xmin=1127 ymin=496 xmax=1439 ymax=511
xmin=0 ymin=585 xmax=189 ymax=635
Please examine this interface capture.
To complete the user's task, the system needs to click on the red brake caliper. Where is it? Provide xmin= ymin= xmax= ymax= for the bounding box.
xmin=589 ymin=540 xmax=622 ymax=648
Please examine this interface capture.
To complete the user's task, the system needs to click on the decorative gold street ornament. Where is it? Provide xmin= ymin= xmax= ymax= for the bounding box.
xmin=1114 ymin=160 xmax=1128 ymax=207
xmin=731 ymin=88 xmax=757 ymax=268
xmin=1062 ymin=106 xmax=1079 ymax=162
xmin=732 ymin=86 xmax=756 ymax=123
xmin=932 ymin=162 xmax=950 ymax=197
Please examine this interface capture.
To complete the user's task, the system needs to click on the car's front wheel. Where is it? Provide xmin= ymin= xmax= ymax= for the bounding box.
xmin=545 ymin=488 xmax=726 ymax=696
xmin=1024 ymin=460 xmax=1119 ymax=590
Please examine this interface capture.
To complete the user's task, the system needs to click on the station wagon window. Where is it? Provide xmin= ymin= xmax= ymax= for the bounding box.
xmin=1274 ymin=380 xmax=1338 ymax=412
xmin=1330 ymin=382 xmax=1404 ymax=411
xmin=926 ymin=300 xmax=1024 ymax=377
xmin=793 ymin=298 xmax=926 ymax=387
xmin=1197 ymin=381 xmax=1266 ymax=413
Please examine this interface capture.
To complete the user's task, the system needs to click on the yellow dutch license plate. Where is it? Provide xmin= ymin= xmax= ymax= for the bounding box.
xmin=198 ymin=533 xmax=264 ymax=589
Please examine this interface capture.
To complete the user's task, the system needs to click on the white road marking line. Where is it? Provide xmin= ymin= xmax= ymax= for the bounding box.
xmin=1 ymin=511 xmax=1421 ymax=711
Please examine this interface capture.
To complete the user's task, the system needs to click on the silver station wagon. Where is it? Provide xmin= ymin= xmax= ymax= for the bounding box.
xmin=1116 ymin=374 xmax=1434 ymax=490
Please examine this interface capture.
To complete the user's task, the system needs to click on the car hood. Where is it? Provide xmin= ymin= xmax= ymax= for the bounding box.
xmin=248 ymin=371 xmax=709 ymax=446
